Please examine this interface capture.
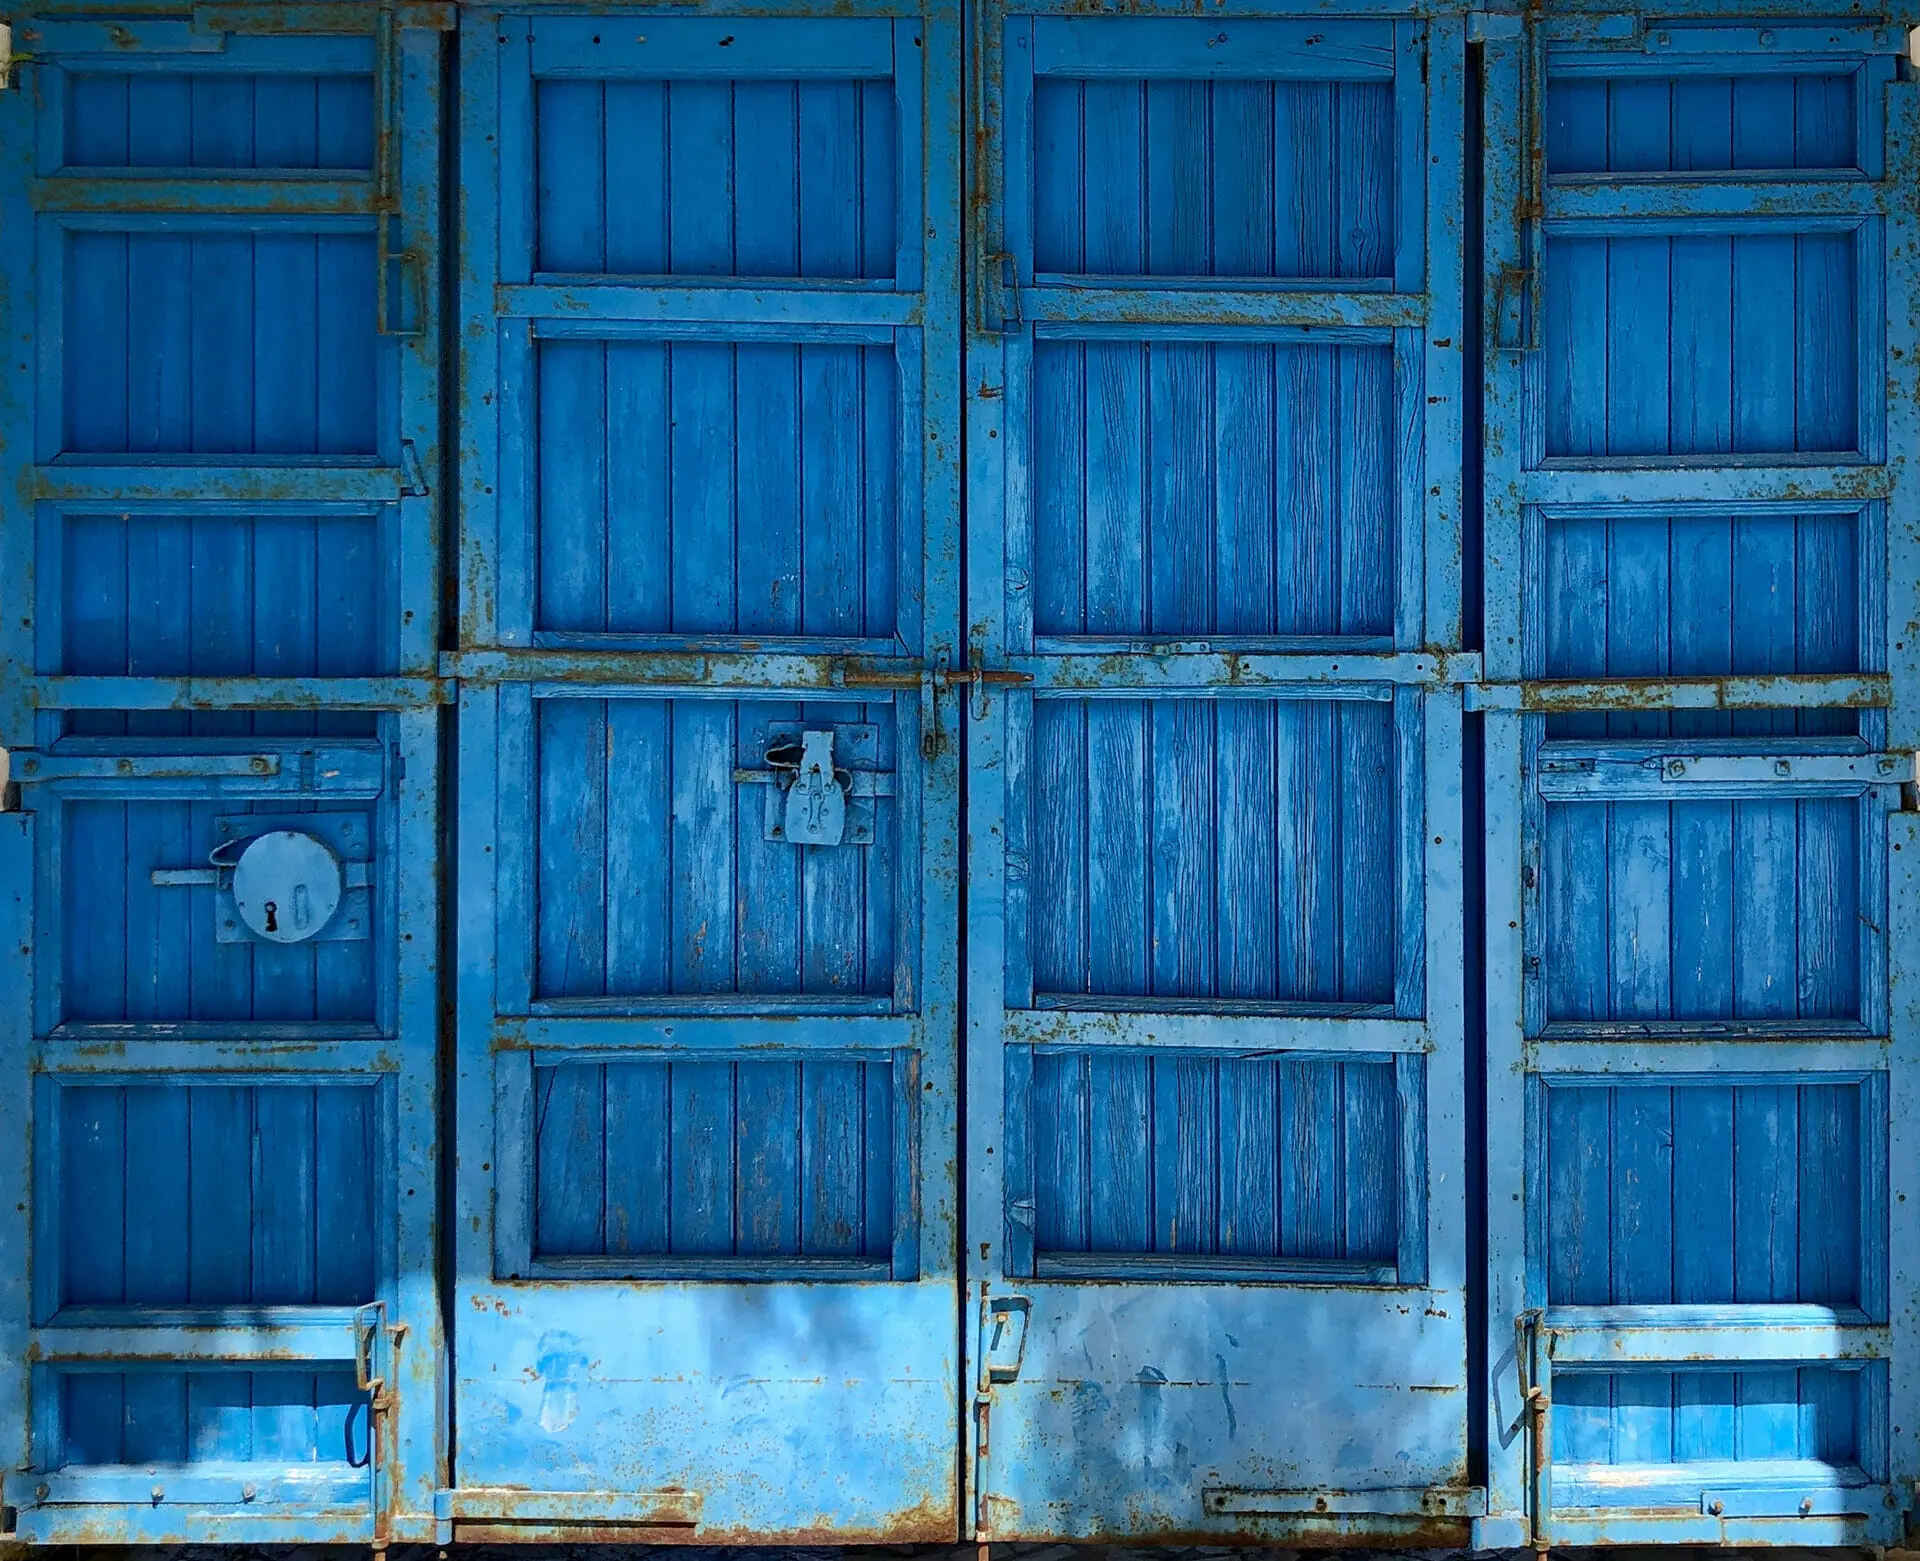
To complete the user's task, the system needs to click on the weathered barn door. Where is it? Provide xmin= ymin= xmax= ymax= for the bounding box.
xmin=1481 ymin=13 xmax=1920 ymax=1548
xmin=450 ymin=5 xmax=963 ymax=1541
xmin=964 ymin=8 xmax=1472 ymax=1542
xmin=0 ymin=8 xmax=448 ymax=1545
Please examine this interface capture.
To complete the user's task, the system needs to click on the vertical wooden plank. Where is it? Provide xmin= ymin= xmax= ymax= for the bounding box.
xmin=533 ymin=1064 xmax=604 ymax=1257
xmin=1085 ymin=340 xmax=1145 ymax=634
xmin=535 ymin=697 xmax=608 ymax=998
xmin=186 ymin=1372 xmax=251 ymax=1462
xmin=121 ymin=1373 xmax=187 ymax=1464
xmin=314 ymin=1085 xmax=374 ymax=1302
xmin=188 ymin=1085 xmax=253 ymax=1303
xmin=801 ymin=343 xmax=864 ymax=636
xmin=1676 ymin=1369 xmax=1738 ymax=1462
xmin=1544 ymin=802 xmax=1609 ymax=1022
xmin=1285 ymin=346 xmax=1339 ymax=634
xmin=62 ymin=1086 xmax=126 ymax=1305
xmin=1032 ymin=341 xmax=1086 ymax=634
xmin=1608 ymin=801 xmax=1672 ymax=1020
xmin=61 ymin=1374 xmax=125 ymax=1465
xmin=800 ymin=705 xmax=866 ymax=994
xmin=1338 ymin=344 xmax=1394 ymax=635
xmin=1672 ymin=799 xmax=1735 ymax=1019
xmin=122 ymin=1084 xmax=189 ymax=1303
xmin=1672 ymin=1084 xmax=1736 ymax=1304
xmin=64 ymin=803 xmax=127 ymax=1022
xmin=604 ymin=83 xmax=668 ymax=273
xmin=1217 ymin=1057 xmax=1278 ymax=1258
xmin=1733 ymin=1084 xmax=1801 ymax=1302
xmin=536 ymin=81 xmax=606 ymax=272
xmin=1216 ymin=701 xmax=1276 ymax=998
xmin=1280 ymin=1059 xmax=1341 ymax=1261
xmin=670 ymin=701 xmax=737 ymax=994
xmin=1733 ymin=797 xmax=1799 ymax=1019
xmin=1613 ymin=1372 xmax=1673 ymax=1466
xmin=1798 ymin=797 xmax=1859 ymax=1020
xmin=1149 ymin=700 xmax=1213 ymax=998
xmin=1344 ymin=1059 xmax=1398 ymax=1263
xmin=799 ymin=81 xmax=860 ymax=278
xmin=1546 ymin=1085 xmax=1612 ymax=1303
xmin=1153 ymin=1054 xmax=1215 ymax=1256
xmin=1546 ymin=237 xmax=1609 ymax=458
xmin=668 ymin=341 xmax=737 ymax=632
xmin=1145 ymin=80 xmax=1209 ymax=275
xmin=1087 ymin=701 xmax=1148 ymax=997
xmin=1338 ymin=700 xmax=1396 ymax=1003
xmin=734 ymin=702 xmax=802 ymax=995
xmin=861 ymin=1056 xmax=894 ymax=1259
xmin=602 ymin=342 xmax=673 ymax=631
xmin=252 ymin=1085 xmax=317 ymax=1304
xmin=251 ymin=1370 xmax=316 ymax=1468
xmin=858 ymin=77 xmax=896 ymax=280
xmin=801 ymin=1060 xmax=864 ymax=1255
xmin=1668 ymin=515 xmax=1735 ymax=740
xmin=1732 ymin=232 xmax=1797 ymax=454
xmin=1732 ymin=514 xmax=1799 ymax=739
xmin=1294 ymin=701 xmax=1339 ymax=1000
xmin=1147 ymin=342 xmax=1212 ymax=634
xmin=1033 ymin=1051 xmax=1088 ymax=1253
xmin=734 ymin=342 xmax=799 ymax=636
xmin=603 ymin=1059 xmax=671 ymax=1256
xmin=667 ymin=81 xmax=734 ymax=275
xmin=669 ymin=1061 xmax=735 ymax=1254
xmin=537 ymin=340 xmax=608 ymax=632
xmin=1737 ymin=1368 xmax=1802 ymax=1461
xmin=1606 ymin=514 xmax=1672 ymax=738
xmin=1081 ymin=79 xmax=1142 ymax=274
xmin=1795 ymin=511 xmax=1859 ymax=737
xmin=1672 ymin=77 xmax=1733 ymax=171
xmin=735 ymin=1060 xmax=801 ymax=1258
xmin=1030 ymin=699 xmax=1086 ymax=994
xmin=1797 ymin=231 xmax=1857 ymax=453
xmin=1335 ymin=80 xmax=1391 ymax=278
xmin=1087 ymin=1052 xmax=1149 ymax=1254
xmin=1552 ymin=1373 xmax=1612 ymax=1465
xmin=605 ymin=699 xmax=672 ymax=994
xmin=1214 ymin=340 xmax=1275 ymax=634
xmin=1798 ymin=1082 xmax=1860 ymax=1304
xmin=1611 ymin=1086 xmax=1674 ymax=1305
xmin=1213 ymin=82 xmax=1273 ymax=277
xmin=1031 ymin=78 xmax=1082 ymax=274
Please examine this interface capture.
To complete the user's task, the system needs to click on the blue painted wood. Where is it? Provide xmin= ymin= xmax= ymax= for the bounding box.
xmin=0 ymin=21 xmax=445 ymax=1543
xmin=1544 ymin=1079 xmax=1868 ymax=1308
xmin=1028 ymin=1050 xmax=1398 ymax=1267
xmin=1550 ymin=1365 xmax=1864 ymax=1469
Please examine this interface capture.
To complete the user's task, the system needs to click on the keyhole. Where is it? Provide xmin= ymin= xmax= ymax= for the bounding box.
xmin=263 ymin=900 xmax=279 ymax=934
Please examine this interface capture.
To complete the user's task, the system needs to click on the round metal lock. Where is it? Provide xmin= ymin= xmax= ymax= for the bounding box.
xmin=231 ymin=830 xmax=343 ymax=943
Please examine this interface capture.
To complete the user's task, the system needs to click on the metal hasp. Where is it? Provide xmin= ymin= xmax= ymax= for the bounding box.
xmin=149 ymin=815 xmax=375 ymax=943
xmin=734 ymin=723 xmax=895 ymax=847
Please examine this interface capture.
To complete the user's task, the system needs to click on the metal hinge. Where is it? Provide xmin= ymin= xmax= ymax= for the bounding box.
xmin=971 ymin=1291 xmax=1032 ymax=1541
xmin=1515 ymin=1308 xmax=1552 ymax=1556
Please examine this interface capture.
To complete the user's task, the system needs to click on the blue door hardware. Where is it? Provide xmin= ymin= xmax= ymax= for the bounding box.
xmin=1 ymin=0 xmax=1916 ymax=1551
xmin=734 ymin=723 xmax=896 ymax=848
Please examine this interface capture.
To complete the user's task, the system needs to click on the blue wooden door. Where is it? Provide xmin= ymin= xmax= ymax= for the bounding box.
xmin=1481 ymin=12 xmax=1920 ymax=1548
xmin=965 ymin=6 xmax=1473 ymax=1542
xmin=0 ymin=8 xmax=448 ymax=1545
xmin=449 ymin=6 xmax=963 ymax=1541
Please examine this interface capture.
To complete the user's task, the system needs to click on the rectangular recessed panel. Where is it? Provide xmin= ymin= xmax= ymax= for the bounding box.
xmin=536 ymin=340 xmax=897 ymax=636
xmin=1545 ymin=1080 xmax=1862 ymax=1306
xmin=535 ymin=79 xmax=896 ymax=277
xmin=1542 ymin=797 xmax=1861 ymax=1024
xmin=62 ymin=512 xmax=384 ymax=679
xmin=1541 ymin=511 xmax=1861 ymax=739
xmin=1029 ymin=1051 xmax=1398 ymax=1262
xmin=1544 ymin=232 xmax=1857 ymax=457
xmin=1033 ymin=79 xmax=1393 ymax=277
xmin=59 ymin=1083 xmax=377 ymax=1307
xmin=61 ymin=802 xmax=378 ymax=1024
xmin=1032 ymin=341 xmax=1395 ymax=638
xmin=1553 ymin=1366 xmax=1861 ymax=1466
xmin=534 ymin=699 xmax=896 ymax=1001
xmin=1031 ymin=698 xmax=1398 ymax=1004
xmin=532 ymin=1057 xmax=895 ymax=1260
xmin=1547 ymin=74 xmax=1857 ymax=174
xmin=64 ymin=232 xmax=378 ymax=456
xmin=59 ymin=1368 xmax=368 ymax=1467
xmin=64 ymin=73 xmax=375 ymax=169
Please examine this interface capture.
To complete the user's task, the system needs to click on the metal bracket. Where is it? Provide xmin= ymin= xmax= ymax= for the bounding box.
xmin=353 ymin=1302 xmax=396 ymax=1554
xmin=150 ymin=815 xmax=374 ymax=943
xmin=733 ymin=723 xmax=893 ymax=847
xmin=971 ymin=1291 xmax=1032 ymax=1540
xmin=1515 ymin=1308 xmax=1552 ymax=1556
